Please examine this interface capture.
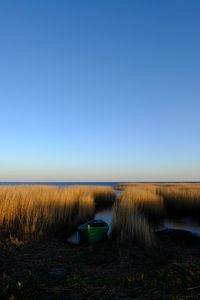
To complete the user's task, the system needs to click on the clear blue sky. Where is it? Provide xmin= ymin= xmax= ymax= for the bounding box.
xmin=0 ymin=0 xmax=200 ymax=182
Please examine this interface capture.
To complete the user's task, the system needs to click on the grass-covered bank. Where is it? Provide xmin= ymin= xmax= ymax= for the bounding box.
xmin=1 ymin=229 xmax=200 ymax=300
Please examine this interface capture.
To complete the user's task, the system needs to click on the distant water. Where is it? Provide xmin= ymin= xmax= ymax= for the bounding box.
xmin=0 ymin=182 xmax=120 ymax=187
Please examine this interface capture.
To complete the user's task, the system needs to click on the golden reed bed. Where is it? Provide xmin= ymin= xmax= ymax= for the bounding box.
xmin=113 ymin=183 xmax=200 ymax=246
xmin=0 ymin=185 xmax=115 ymax=243
xmin=1 ymin=183 xmax=200 ymax=246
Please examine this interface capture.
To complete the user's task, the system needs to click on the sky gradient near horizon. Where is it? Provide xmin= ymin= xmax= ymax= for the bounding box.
xmin=0 ymin=0 xmax=200 ymax=182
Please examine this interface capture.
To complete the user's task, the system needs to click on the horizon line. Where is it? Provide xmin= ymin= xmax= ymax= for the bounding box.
xmin=1 ymin=181 xmax=200 ymax=184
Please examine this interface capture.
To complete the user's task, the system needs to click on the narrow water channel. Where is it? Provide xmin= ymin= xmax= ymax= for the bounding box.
xmin=162 ymin=217 xmax=200 ymax=237
xmin=94 ymin=190 xmax=122 ymax=237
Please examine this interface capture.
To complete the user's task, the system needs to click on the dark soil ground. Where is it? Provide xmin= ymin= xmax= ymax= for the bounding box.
xmin=1 ymin=230 xmax=200 ymax=300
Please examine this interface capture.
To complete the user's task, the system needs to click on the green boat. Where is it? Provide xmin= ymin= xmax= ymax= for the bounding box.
xmin=78 ymin=219 xmax=109 ymax=244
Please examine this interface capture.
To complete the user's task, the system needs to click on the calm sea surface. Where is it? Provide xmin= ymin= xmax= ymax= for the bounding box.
xmin=0 ymin=182 xmax=120 ymax=187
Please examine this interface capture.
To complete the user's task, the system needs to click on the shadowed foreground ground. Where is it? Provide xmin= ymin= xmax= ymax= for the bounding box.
xmin=1 ymin=230 xmax=200 ymax=300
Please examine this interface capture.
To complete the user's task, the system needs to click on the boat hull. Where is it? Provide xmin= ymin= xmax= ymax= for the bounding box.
xmin=78 ymin=220 xmax=109 ymax=244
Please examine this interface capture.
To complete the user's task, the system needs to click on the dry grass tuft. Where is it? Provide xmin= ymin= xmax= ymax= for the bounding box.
xmin=112 ymin=197 xmax=154 ymax=247
xmin=112 ymin=185 xmax=161 ymax=246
